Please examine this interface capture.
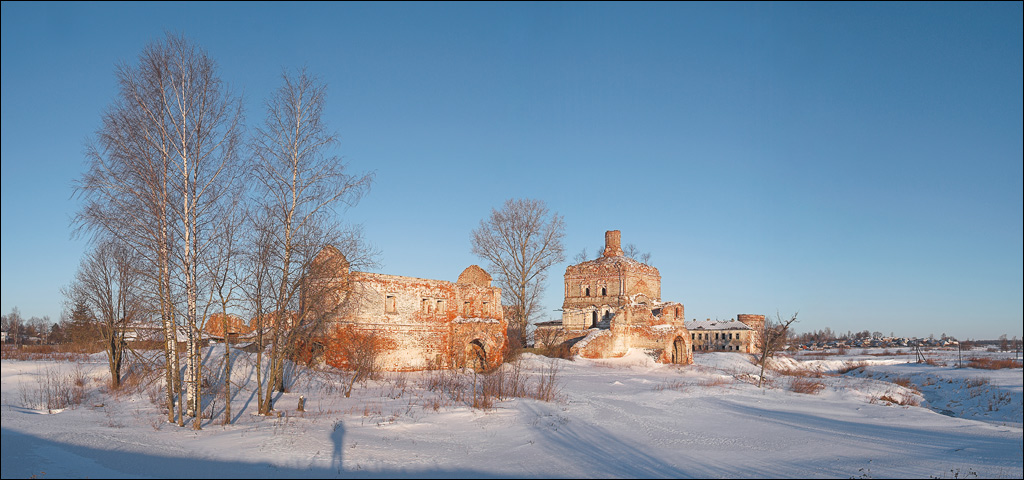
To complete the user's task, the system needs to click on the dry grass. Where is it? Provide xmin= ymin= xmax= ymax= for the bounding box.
xmin=965 ymin=357 xmax=1022 ymax=370
xmin=803 ymin=351 xmax=844 ymax=359
xmin=2 ymin=344 xmax=94 ymax=362
xmin=873 ymin=393 xmax=921 ymax=407
xmin=780 ymin=367 xmax=824 ymax=378
xmin=837 ymin=361 xmax=868 ymax=374
xmin=789 ymin=377 xmax=825 ymax=395
xmin=963 ymin=377 xmax=990 ymax=389
xmin=697 ymin=376 xmax=731 ymax=387
xmin=892 ymin=376 xmax=914 ymax=389
xmin=18 ymin=365 xmax=88 ymax=413
xmin=417 ymin=358 xmax=563 ymax=411
xmin=653 ymin=380 xmax=689 ymax=392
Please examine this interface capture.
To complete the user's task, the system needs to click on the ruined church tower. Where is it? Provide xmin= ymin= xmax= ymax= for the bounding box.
xmin=561 ymin=230 xmax=663 ymax=327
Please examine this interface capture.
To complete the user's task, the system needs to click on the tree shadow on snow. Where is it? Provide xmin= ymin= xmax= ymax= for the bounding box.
xmin=518 ymin=401 xmax=686 ymax=477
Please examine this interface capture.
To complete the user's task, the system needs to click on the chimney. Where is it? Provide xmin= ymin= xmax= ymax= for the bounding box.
xmin=602 ymin=230 xmax=624 ymax=257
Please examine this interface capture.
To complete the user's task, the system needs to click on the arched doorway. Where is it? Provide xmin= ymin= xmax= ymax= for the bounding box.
xmin=591 ymin=311 xmax=598 ymax=328
xmin=671 ymin=336 xmax=686 ymax=364
xmin=466 ymin=339 xmax=487 ymax=371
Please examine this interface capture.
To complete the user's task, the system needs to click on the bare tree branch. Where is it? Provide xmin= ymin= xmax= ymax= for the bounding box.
xmin=471 ymin=198 xmax=565 ymax=347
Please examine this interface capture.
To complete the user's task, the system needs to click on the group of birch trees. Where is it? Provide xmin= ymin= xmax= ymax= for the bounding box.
xmin=71 ymin=33 xmax=374 ymax=428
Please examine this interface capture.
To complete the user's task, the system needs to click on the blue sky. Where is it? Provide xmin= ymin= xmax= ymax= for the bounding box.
xmin=2 ymin=2 xmax=1021 ymax=340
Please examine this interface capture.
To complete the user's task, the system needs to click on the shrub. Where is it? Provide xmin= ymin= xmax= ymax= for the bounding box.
xmin=698 ymin=376 xmax=730 ymax=387
xmin=19 ymin=366 xmax=87 ymax=413
xmin=421 ymin=357 xmax=562 ymax=410
xmin=892 ymin=376 xmax=914 ymax=389
xmin=837 ymin=361 xmax=867 ymax=374
xmin=789 ymin=377 xmax=825 ymax=395
xmin=781 ymin=367 xmax=823 ymax=378
xmin=872 ymin=392 xmax=920 ymax=407
xmin=1 ymin=344 xmax=92 ymax=362
xmin=965 ymin=357 xmax=1022 ymax=370
xmin=963 ymin=377 xmax=990 ymax=388
xmin=532 ymin=358 xmax=562 ymax=402
xmin=323 ymin=325 xmax=394 ymax=397
xmin=653 ymin=380 xmax=688 ymax=392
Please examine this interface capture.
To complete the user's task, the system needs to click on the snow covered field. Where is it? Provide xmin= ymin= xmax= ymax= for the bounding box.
xmin=2 ymin=347 xmax=1021 ymax=478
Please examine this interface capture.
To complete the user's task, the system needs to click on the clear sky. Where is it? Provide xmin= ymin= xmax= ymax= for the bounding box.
xmin=2 ymin=2 xmax=1021 ymax=340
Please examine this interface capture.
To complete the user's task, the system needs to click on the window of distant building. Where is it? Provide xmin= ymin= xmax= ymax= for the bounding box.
xmin=385 ymin=294 xmax=397 ymax=314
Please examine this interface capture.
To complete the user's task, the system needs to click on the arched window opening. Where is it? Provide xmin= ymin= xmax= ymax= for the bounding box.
xmin=467 ymin=339 xmax=487 ymax=372
xmin=672 ymin=336 xmax=686 ymax=364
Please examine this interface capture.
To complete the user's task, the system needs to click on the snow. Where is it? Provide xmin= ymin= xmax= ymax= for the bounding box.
xmin=684 ymin=319 xmax=754 ymax=331
xmin=452 ymin=317 xmax=500 ymax=324
xmin=2 ymin=347 xmax=1021 ymax=478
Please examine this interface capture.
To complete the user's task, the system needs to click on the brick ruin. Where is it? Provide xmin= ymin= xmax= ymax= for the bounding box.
xmin=535 ymin=230 xmax=693 ymax=365
xmin=311 ymin=245 xmax=508 ymax=371
xmin=536 ymin=230 xmax=766 ymax=363
xmin=306 ymin=230 xmax=762 ymax=371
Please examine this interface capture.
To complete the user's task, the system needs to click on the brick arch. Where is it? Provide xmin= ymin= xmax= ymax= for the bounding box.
xmin=465 ymin=338 xmax=488 ymax=371
xmin=666 ymin=332 xmax=693 ymax=365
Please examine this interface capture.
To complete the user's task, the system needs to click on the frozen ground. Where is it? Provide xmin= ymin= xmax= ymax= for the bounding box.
xmin=2 ymin=346 xmax=1021 ymax=478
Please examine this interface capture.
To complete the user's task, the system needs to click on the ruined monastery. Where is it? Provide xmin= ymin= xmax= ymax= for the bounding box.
xmin=309 ymin=229 xmax=763 ymax=372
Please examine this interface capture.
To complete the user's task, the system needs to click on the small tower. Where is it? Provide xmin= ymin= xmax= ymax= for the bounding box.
xmin=602 ymin=230 xmax=624 ymax=257
xmin=736 ymin=314 xmax=765 ymax=333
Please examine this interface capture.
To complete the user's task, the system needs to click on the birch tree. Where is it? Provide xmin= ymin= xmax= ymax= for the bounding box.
xmin=249 ymin=68 xmax=374 ymax=415
xmin=471 ymin=198 xmax=566 ymax=348
xmin=75 ymin=33 xmax=243 ymax=428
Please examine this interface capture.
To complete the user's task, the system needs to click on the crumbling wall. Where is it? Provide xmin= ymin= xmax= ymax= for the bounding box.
xmin=569 ymin=306 xmax=692 ymax=365
xmin=316 ymin=258 xmax=507 ymax=371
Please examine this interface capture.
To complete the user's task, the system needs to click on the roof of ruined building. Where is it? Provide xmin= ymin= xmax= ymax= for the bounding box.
xmin=457 ymin=265 xmax=492 ymax=287
xmin=684 ymin=319 xmax=754 ymax=331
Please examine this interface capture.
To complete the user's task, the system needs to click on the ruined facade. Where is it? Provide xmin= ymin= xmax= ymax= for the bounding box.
xmin=536 ymin=231 xmax=693 ymax=365
xmin=312 ymin=246 xmax=508 ymax=371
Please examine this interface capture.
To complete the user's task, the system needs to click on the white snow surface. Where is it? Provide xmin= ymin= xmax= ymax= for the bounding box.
xmin=2 ymin=347 xmax=1021 ymax=478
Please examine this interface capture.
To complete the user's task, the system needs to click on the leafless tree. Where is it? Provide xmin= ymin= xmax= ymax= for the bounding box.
xmin=571 ymin=247 xmax=590 ymax=264
xmin=756 ymin=311 xmax=799 ymax=388
xmin=248 ymin=68 xmax=374 ymax=415
xmin=203 ymin=197 xmax=245 ymax=424
xmin=65 ymin=240 xmax=145 ymax=388
xmin=471 ymin=198 xmax=565 ymax=348
xmin=239 ymin=211 xmax=275 ymax=414
xmin=3 ymin=307 xmax=24 ymax=346
xmin=75 ymin=33 xmax=243 ymax=429
xmin=622 ymin=243 xmax=651 ymax=264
